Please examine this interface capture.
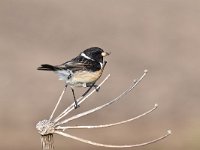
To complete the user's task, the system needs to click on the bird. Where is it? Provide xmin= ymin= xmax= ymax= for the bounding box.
xmin=37 ymin=47 xmax=110 ymax=109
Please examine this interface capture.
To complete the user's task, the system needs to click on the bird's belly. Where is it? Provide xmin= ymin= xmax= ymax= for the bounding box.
xmin=69 ymin=70 xmax=102 ymax=87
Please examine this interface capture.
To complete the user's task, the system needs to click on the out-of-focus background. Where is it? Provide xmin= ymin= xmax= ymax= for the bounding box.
xmin=0 ymin=0 xmax=200 ymax=150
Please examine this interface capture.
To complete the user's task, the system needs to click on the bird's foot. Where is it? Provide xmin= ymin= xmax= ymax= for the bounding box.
xmin=74 ymin=104 xmax=80 ymax=109
xmin=93 ymin=85 xmax=100 ymax=92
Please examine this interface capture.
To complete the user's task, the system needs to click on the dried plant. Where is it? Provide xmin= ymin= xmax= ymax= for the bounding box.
xmin=36 ymin=70 xmax=171 ymax=149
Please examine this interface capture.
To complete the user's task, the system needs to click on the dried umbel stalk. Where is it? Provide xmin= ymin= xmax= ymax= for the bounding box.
xmin=36 ymin=70 xmax=171 ymax=149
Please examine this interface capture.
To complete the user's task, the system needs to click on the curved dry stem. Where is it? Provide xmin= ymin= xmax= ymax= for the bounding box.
xmin=56 ymin=70 xmax=147 ymax=126
xmin=55 ymin=130 xmax=171 ymax=148
xmin=56 ymin=104 xmax=158 ymax=130
xmin=37 ymin=69 xmax=172 ymax=149
xmin=53 ymin=74 xmax=111 ymax=123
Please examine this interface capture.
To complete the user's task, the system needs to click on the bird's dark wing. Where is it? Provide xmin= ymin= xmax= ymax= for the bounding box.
xmin=58 ymin=56 xmax=101 ymax=72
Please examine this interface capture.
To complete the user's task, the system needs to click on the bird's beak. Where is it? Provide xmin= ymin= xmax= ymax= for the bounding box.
xmin=101 ymin=52 xmax=111 ymax=57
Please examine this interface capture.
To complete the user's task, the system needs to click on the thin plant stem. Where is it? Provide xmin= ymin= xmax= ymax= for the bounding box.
xmin=49 ymin=87 xmax=66 ymax=120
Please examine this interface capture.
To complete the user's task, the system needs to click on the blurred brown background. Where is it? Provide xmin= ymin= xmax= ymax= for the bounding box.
xmin=0 ymin=0 xmax=200 ymax=150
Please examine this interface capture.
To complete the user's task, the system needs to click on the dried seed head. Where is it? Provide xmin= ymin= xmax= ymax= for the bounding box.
xmin=36 ymin=120 xmax=55 ymax=135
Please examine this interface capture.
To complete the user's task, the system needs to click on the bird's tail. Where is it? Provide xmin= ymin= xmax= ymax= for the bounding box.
xmin=37 ymin=64 xmax=60 ymax=71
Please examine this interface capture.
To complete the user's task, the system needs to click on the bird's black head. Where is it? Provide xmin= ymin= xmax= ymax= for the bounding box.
xmin=81 ymin=47 xmax=110 ymax=63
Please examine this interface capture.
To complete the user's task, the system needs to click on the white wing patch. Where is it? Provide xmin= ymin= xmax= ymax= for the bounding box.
xmin=81 ymin=53 xmax=94 ymax=61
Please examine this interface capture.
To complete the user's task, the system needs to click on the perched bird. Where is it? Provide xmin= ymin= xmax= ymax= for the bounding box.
xmin=37 ymin=47 xmax=110 ymax=108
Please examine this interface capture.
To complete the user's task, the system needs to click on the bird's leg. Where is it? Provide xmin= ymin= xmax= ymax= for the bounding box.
xmin=71 ymin=88 xmax=80 ymax=109
xmin=89 ymin=82 xmax=100 ymax=92
xmin=82 ymin=83 xmax=100 ymax=97
xmin=82 ymin=85 xmax=94 ymax=97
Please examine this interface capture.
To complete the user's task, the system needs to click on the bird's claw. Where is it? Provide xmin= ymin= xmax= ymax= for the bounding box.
xmin=74 ymin=104 xmax=80 ymax=109
xmin=94 ymin=85 xmax=100 ymax=92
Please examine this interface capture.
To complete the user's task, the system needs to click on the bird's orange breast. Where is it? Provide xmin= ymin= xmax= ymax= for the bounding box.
xmin=71 ymin=70 xmax=103 ymax=85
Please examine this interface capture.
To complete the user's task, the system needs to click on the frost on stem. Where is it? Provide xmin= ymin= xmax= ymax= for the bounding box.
xmin=36 ymin=70 xmax=171 ymax=149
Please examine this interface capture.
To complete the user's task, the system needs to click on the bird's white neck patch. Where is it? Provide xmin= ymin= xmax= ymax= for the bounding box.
xmin=81 ymin=53 xmax=94 ymax=61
